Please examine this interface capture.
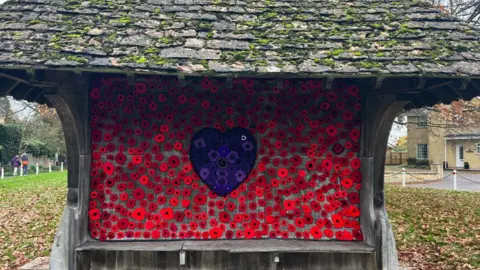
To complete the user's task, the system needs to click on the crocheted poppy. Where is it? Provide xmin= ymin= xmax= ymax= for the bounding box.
xmin=88 ymin=77 xmax=363 ymax=241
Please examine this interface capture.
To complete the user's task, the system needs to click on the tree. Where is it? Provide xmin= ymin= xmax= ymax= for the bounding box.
xmin=4 ymin=100 xmax=66 ymax=159
xmin=429 ymin=0 xmax=480 ymax=25
xmin=395 ymin=136 xmax=408 ymax=152
xmin=0 ymin=97 xmax=13 ymax=123
xmin=396 ymin=98 xmax=480 ymax=140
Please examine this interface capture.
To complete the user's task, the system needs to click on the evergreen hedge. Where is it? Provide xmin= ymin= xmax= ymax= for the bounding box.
xmin=0 ymin=124 xmax=22 ymax=167
xmin=21 ymin=140 xmax=55 ymax=158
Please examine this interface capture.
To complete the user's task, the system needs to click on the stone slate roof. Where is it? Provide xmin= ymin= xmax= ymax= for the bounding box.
xmin=0 ymin=0 xmax=479 ymax=76
xmin=445 ymin=133 xmax=480 ymax=138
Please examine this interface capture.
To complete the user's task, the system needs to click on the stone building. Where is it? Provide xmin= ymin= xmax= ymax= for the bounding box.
xmin=406 ymin=102 xmax=480 ymax=169
xmin=0 ymin=0 xmax=479 ymax=269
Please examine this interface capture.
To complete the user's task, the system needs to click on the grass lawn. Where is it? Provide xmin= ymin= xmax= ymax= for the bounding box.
xmin=0 ymin=173 xmax=478 ymax=270
xmin=0 ymin=172 xmax=66 ymax=270
xmin=386 ymin=186 xmax=480 ymax=270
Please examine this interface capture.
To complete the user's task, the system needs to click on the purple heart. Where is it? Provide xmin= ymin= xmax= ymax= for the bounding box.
xmin=190 ymin=127 xmax=257 ymax=196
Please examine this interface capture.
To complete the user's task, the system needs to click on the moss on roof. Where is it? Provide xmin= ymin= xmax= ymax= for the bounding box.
xmin=0 ymin=0 xmax=479 ymax=76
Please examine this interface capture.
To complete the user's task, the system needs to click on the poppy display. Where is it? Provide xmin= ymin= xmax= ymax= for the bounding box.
xmin=88 ymin=77 xmax=363 ymax=241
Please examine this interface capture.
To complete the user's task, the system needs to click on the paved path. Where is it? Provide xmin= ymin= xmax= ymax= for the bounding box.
xmin=409 ymin=171 xmax=480 ymax=192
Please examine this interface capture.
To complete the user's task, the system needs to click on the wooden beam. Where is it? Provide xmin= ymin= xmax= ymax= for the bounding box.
xmin=447 ymin=83 xmax=464 ymax=100
xmin=43 ymin=87 xmax=58 ymax=96
xmin=325 ymin=76 xmax=334 ymax=90
xmin=72 ymin=71 xmax=91 ymax=92
xmin=374 ymin=77 xmax=385 ymax=90
xmin=276 ymin=76 xmax=284 ymax=90
xmin=27 ymin=88 xmax=45 ymax=103
xmin=419 ymin=90 xmax=439 ymax=107
xmin=0 ymin=71 xmax=55 ymax=88
xmin=126 ymin=72 xmax=136 ymax=86
xmin=225 ymin=75 xmax=233 ymax=90
xmin=459 ymin=78 xmax=471 ymax=91
xmin=426 ymin=86 xmax=458 ymax=104
xmin=416 ymin=77 xmax=426 ymax=90
xmin=0 ymin=80 xmax=19 ymax=96
xmin=177 ymin=73 xmax=185 ymax=87
xmin=10 ymin=83 xmax=33 ymax=100
xmin=20 ymin=86 xmax=36 ymax=100
xmin=426 ymin=80 xmax=453 ymax=91
xmin=73 ymin=71 xmax=85 ymax=84
xmin=76 ymin=240 xmax=374 ymax=253
xmin=36 ymin=95 xmax=48 ymax=105
xmin=26 ymin=68 xmax=37 ymax=83
xmin=470 ymin=80 xmax=480 ymax=93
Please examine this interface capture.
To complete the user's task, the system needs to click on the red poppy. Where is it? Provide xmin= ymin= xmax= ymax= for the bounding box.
xmin=103 ymin=162 xmax=114 ymax=176
xmin=277 ymin=168 xmax=288 ymax=178
xmin=193 ymin=194 xmax=207 ymax=205
xmin=89 ymin=209 xmax=100 ymax=220
xmin=350 ymin=158 xmax=361 ymax=169
xmin=167 ymin=156 xmax=180 ymax=168
xmin=132 ymin=208 xmax=146 ymax=221
xmin=209 ymin=227 xmax=223 ymax=239
xmin=154 ymin=134 xmax=165 ymax=143
xmin=325 ymin=125 xmax=337 ymax=137
xmin=132 ymin=156 xmax=142 ymax=165
xmin=331 ymin=214 xmax=344 ymax=228
xmin=319 ymin=102 xmax=330 ymax=111
xmin=310 ymin=226 xmax=322 ymax=239
xmin=161 ymin=208 xmax=174 ymax=220
xmin=350 ymin=128 xmax=360 ymax=141
xmin=341 ymin=178 xmax=354 ymax=189
xmin=132 ymin=188 xmax=145 ymax=200
xmin=283 ymin=200 xmax=296 ymax=210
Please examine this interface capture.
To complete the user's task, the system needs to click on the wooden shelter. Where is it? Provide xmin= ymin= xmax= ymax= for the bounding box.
xmin=0 ymin=0 xmax=479 ymax=269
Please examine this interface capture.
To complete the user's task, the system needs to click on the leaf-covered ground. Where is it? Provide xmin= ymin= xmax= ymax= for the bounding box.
xmin=0 ymin=172 xmax=66 ymax=270
xmin=0 ymin=174 xmax=478 ymax=269
xmin=386 ymin=186 xmax=480 ymax=270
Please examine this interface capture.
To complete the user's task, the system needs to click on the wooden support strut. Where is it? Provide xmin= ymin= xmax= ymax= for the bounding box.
xmin=20 ymin=86 xmax=37 ymax=100
xmin=0 ymin=71 xmax=54 ymax=88
xmin=225 ymin=75 xmax=234 ymax=90
xmin=459 ymin=78 xmax=471 ymax=91
xmin=374 ymin=76 xmax=385 ymax=90
xmin=471 ymin=80 xmax=480 ymax=92
xmin=127 ymin=72 xmax=136 ymax=87
xmin=178 ymin=73 xmax=186 ymax=87
xmin=325 ymin=76 xmax=334 ymax=90
xmin=416 ymin=77 xmax=426 ymax=90
xmin=26 ymin=68 xmax=37 ymax=83
xmin=276 ymin=76 xmax=284 ymax=90
xmin=447 ymin=82 xmax=464 ymax=100
xmin=0 ymin=80 xmax=20 ymax=96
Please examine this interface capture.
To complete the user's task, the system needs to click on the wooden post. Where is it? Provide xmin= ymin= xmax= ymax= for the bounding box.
xmin=179 ymin=251 xmax=186 ymax=265
xmin=36 ymin=163 xmax=39 ymax=175
xmin=362 ymin=92 xmax=409 ymax=270
xmin=49 ymin=162 xmax=52 ymax=173
xmin=61 ymin=162 xmax=64 ymax=172
xmin=453 ymin=169 xmax=457 ymax=190
xmin=45 ymin=71 xmax=91 ymax=270
xmin=402 ymin=167 xmax=406 ymax=187
xmin=20 ymin=165 xmax=23 ymax=176
xmin=0 ymin=167 xmax=3 ymax=179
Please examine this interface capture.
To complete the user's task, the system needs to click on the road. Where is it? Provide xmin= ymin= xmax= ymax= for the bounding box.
xmin=409 ymin=171 xmax=480 ymax=192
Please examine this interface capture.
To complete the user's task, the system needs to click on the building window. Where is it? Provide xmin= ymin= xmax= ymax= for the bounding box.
xmin=417 ymin=115 xmax=428 ymax=128
xmin=476 ymin=144 xmax=480 ymax=154
xmin=417 ymin=144 xmax=428 ymax=159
